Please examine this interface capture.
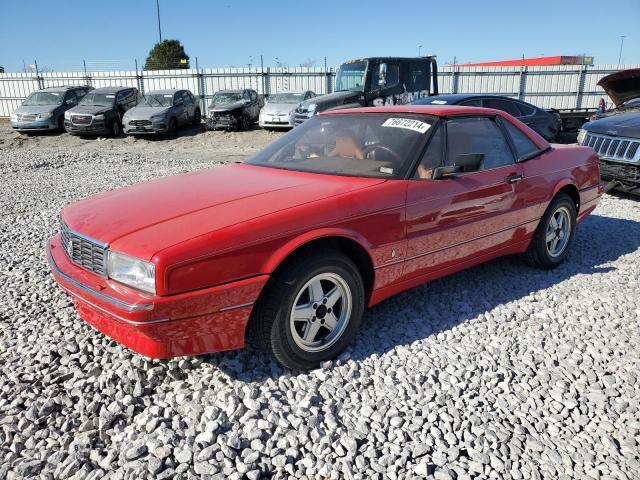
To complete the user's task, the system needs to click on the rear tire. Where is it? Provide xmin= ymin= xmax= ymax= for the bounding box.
xmin=524 ymin=193 xmax=576 ymax=269
xmin=167 ymin=118 xmax=177 ymax=137
xmin=57 ymin=116 xmax=65 ymax=133
xmin=192 ymin=109 xmax=201 ymax=126
xmin=240 ymin=115 xmax=250 ymax=131
xmin=250 ymin=249 xmax=365 ymax=370
xmin=110 ymin=119 xmax=121 ymax=138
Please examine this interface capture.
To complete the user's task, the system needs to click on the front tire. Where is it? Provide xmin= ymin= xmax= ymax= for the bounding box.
xmin=525 ymin=193 xmax=576 ymax=268
xmin=110 ymin=119 xmax=121 ymax=138
xmin=251 ymin=249 xmax=365 ymax=370
xmin=167 ymin=117 xmax=177 ymax=137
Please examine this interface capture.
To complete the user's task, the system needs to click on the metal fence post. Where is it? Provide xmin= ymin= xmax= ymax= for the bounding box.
xmin=576 ymin=65 xmax=587 ymax=109
xmin=134 ymin=59 xmax=144 ymax=94
xmin=452 ymin=67 xmax=459 ymax=94
xmin=195 ymin=57 xmax=207 ymax=118
xmin=518 ymin=66 xmax=527 ymax=100
xmin=34 ymin=60 xmax=44 ymax=89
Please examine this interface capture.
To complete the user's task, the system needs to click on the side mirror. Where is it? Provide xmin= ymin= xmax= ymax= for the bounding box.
xmin=65 ymin=99 xmax=76 ymax=106
xmin=432 ymin=165 xmax=462 ymax=180
xmin=378 ymin=63 xmax=387 ymax=87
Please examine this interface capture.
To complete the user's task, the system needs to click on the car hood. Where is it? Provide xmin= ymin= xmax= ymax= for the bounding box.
xmin=61 ymin=163 xmax=385 ymax=260
xmin=262 ymin=102 xmax=297 ymax=115
xmin=300 ymin=90 xmax=362 ymax=110
xmin=14 ymin=105 xmax=60 ymax=115
xmin=69 ymin=105 xmax=112 ymax=115
xmin=209 ymin=101 xmax=244 ymax=113
xmin=597 ymin=68 xmax=640 ymax=107
xmin=583 ymin=111 xmax=640 ymax=138
xmin=125 ymin=106 xmax=171 ymax=119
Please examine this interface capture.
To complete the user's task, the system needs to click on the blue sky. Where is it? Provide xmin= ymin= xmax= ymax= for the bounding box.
xmin=1 ymin=0 xmax=638 ymax=72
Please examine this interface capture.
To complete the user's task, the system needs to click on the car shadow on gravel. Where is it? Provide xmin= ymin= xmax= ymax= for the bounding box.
xmin=203 ymin=214 xmax=640 ymax=382
xmin=129 ymin=124 xmax=206 ymax=141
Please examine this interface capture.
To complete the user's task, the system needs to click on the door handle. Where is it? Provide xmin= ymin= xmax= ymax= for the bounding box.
xmin=505 ymin=173 xmax=523 ymax=184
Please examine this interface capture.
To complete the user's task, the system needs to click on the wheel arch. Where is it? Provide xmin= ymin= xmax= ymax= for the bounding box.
xmin=552 ymin=181 xmax=580 ymax=213
xmin=263 ymin=229 xmax=376 ymax=298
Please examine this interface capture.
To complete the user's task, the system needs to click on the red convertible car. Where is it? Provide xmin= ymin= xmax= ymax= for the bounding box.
xmin=47 ymin=105 xmax=601 ymax=369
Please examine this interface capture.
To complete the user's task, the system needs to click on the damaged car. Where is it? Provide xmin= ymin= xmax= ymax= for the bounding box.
xmin=122 ymin=89 xmax=201 ymax=137
xmin=578 ymin=68 xmax=640 ymax=195
xmin=259 ymin=91 xmax=315 ymax=129
xmin=206 ymin=89 xmax=261 ymax=131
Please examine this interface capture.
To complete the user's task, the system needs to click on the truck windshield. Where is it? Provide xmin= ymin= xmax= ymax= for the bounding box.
xmin=141 ymin=94 xmax=174 ymax=107
xmin=244 ymin=113 xmax=435 ymax=179
xmin=79 ymin=93 xmax=115 ymax=107
xmin=23 ymin=92 xmax=63 ymax=106
xmin=336 ymin=62 xmax=367 ymax=92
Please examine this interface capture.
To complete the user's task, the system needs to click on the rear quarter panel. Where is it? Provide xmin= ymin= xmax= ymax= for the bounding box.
xmin=519 ymin=144 xmax=600 ymax=220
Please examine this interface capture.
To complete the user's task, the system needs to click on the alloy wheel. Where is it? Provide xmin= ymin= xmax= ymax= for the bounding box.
xmin=545 ymin=206 xmax=571 ymax=257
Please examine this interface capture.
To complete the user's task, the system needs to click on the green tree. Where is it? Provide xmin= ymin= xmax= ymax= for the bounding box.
xmin=144 ymin=39 xmax=190 ymax=70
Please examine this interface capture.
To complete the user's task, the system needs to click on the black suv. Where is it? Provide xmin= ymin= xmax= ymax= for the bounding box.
xmin=65 ymin=86 xmax=140 ymax=136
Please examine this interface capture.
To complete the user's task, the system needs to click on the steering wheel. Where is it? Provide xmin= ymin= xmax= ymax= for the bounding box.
xmin=362 ymin=144 xmax=402 ymax=164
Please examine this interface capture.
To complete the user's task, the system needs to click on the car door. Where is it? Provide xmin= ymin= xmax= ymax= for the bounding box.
xmin=404 ymin=115 xmax=525 ymax=280
xmin=173 ymin=92 xmax=188 ymax=125
xmin=63 ymin=90 xmax=78 ymax=111
xmin=514 ymin=100 xmax=558 ymax=141
xmin=249 ymin=90 xmax=260 ymax=120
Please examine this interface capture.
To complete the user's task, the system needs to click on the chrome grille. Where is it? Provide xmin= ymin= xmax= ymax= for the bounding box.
xmin=18 ymin=114 xmax=37 ymax=121
xmin=582 ymin=133 xmax=640 ymax=164
xmin=129 ymin=119 xmax=152 ymax=126
xmin=60 ymin=221 xmax=108 ymax=277
xmin=71 ymin=115 xmax=92 ymax=125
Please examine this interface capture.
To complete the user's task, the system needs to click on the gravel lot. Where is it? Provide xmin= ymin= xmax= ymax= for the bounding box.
xmin=1 ymin=123 xmax=639 ymax=479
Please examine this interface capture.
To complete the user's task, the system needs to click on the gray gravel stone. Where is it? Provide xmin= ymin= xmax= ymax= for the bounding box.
xmin=0 ymin=126 xmax=638 ymax=479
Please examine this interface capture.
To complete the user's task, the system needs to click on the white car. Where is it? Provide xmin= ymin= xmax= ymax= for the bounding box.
xmin=259 ymin=91 xmax=315 ymax=129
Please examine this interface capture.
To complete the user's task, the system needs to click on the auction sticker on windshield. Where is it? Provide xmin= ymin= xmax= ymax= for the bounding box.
xmin=382 ymin=118 xmax=431 ymax=134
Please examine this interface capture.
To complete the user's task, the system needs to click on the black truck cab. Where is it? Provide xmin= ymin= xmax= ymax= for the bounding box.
xmin=294 ymin=56 xmax=438 ymax=126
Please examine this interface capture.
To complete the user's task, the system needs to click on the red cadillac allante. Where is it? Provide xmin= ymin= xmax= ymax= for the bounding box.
xmin=47 ymin=105 xmax=601 ymax=370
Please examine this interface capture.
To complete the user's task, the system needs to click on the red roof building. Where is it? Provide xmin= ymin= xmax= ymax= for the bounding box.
xmin=457 ymin=55 xmax=594 ymax=67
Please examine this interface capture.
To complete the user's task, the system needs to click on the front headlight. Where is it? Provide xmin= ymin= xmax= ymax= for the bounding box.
xmin=64 ymin=111 xmax=71 ymax=119
xmin=107 ymin=251 xmax=156 ymax=294
xmin=307 ymin=104 xmax=317 ymax=113
xmin=150 ymin=115 xmax=164 ymax=122
xmin=577 ymin=129 xmax=587 ymax=145
xmin=94 ymin=114 xmax=105 ymax=121
xmin=38 ymin=112 xmax=53 ymax=119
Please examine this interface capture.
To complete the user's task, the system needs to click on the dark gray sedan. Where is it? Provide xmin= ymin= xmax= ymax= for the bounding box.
xmin=411 ymin=94 xmax=561 ymax=141
xmin=123 ymin=89 xmax=201 ymax=137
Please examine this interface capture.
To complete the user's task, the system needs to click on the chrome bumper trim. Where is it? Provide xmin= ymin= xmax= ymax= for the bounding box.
xmin=47 ymin=245 xmax=153 ymax=313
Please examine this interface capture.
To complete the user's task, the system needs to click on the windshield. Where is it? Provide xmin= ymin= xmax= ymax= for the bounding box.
xmin=336 ymin=62 xmax=367 ymax=92
xmin=79 ymin=92 xmax=115 ymax=107
xmin=245 ymin=113 xmax=435 ymax=179
xmin=141 ymin=94 xmax=174 ymax=107
xmin=212 ymin=92 xmax=242 ymax=105
xmin=267 ymin=93 xmax=304 ymax=104
xmin=23 ymin=92 xmax=63 ymax=106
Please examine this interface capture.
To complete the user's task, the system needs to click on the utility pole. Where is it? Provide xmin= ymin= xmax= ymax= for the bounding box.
xmin=156 ymin=0 xmax=163 ymax=42
xmin=618 ymin=35 xmax=626 ymax=64
xmin=418 ymin=45 xmax=422 ymax=57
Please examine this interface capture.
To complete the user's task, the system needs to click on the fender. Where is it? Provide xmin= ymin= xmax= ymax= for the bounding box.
xmin=262 ymin=227 xmax=375 ymax=274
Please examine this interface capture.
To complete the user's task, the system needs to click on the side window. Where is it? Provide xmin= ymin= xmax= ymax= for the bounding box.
xmin=115 ymin=91 xmax=125 ymax=105
xmin=242 ymin=90 xmax=251 ymax=101
xmin=500 ymin=118 xmax=540 ymax=159
xmin=174 ymin=92 xmax=183 ymax=105
xmin=515 ymin=101 xmax=536 ymax=116
xmin=183 ymin=92 xmax=193 ymax=106
xmin=250 ymin=91 xmax=257 ymax=102
xmin=65 ymin=90 xmax=78 ymax=105
xmin=409 ymin=61 xmax=429 ymax=91
xmin=413 ymin=126 xmax=443 ymax=179
xmin=75 ymin=89 xmax=88 ymax=100
xmin=371 ymin=63 xmax=400 ymax=88
xmin=445 ymin=117 xmax=514 ymax=171
xmin=483 ymin=98 xmax=521 ymax=117
xmin=459 ymin=98 xmax=482 ymax=107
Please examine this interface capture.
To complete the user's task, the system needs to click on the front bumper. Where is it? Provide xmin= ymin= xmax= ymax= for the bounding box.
xmin=65 ymin=120 xmax=109 ymax=136
xmin=47 ymin=234 xmax=268 ymax=358
xmin=207 ymin=114 xmax=239 ymax=130
xmin=259 ymin=116 xmax=294 ymax=128
xmin=123 ymin=120 xmax=168 ymax=135
xmin=11 ymin=119 xmax=57 ymax=131
xmin=599 ymin=160 xmax=640 ymax=193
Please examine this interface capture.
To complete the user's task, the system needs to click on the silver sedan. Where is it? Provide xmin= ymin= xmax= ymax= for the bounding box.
xmin=123 ymin=89 xmax=201 ymax=137
xmin=259 ymin=91 xmax=315 ymax=129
